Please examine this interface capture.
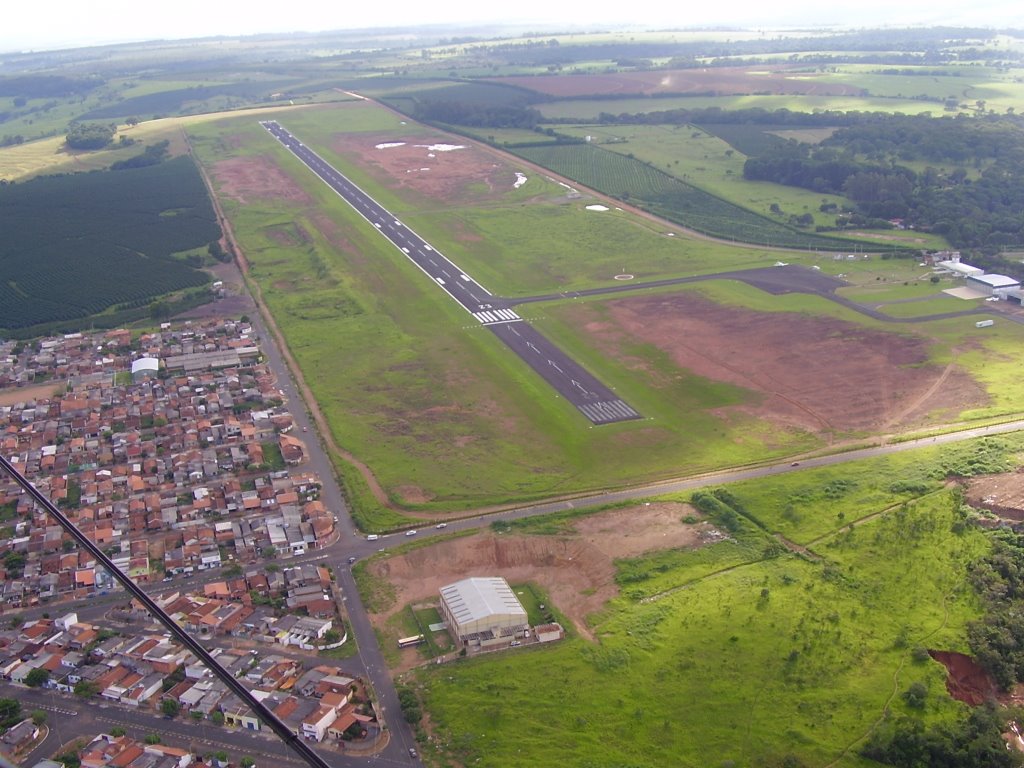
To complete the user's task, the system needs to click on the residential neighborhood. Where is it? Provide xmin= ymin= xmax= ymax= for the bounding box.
xmin=0 ymin=320 xmax=340 ymax=609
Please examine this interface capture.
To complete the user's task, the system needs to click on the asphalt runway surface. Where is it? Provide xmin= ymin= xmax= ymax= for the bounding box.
xmin=261 ymin=120 xmax=640 ymax=425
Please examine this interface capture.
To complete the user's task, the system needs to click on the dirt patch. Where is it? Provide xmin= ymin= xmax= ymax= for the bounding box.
xmin=570 ymin=291 xmax=986 ymax=435
xmin=929 ymin=650 xmax=999 ymax=705
xmin=966 ymin=471 xmax=1024 ymax=521
xmin=492 ymin=66 xmax=868 ymax=99
xmin=367 ymin=501 xmax=714 ymax=653
xmin=0 ymin=382 xmax=59 ymax=407
xmin=211 ymin=155 xmax=311 ymax=206
xmin=332 ymin=133 xmax=521 ymax=205
xmin=394 ymin=485 xmax=434 ymax=505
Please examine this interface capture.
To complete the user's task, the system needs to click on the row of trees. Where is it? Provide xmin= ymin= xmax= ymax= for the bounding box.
xmin=413 ymin=99 xmax=542 ymax=129
xmin=966 ymin=529 xmax=1024 ymax=690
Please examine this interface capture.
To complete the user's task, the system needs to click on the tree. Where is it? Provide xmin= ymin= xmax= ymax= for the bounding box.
xmin=240 ymin=758 xmax=256 ymax=768
xmin=210 ymin=711 xmax=225 ymax=726
xmin=161 ymin=698 xmax=180 ymax=718
xmin=31 ymin=709 xmax=47 ymax=725
xmin=144 ymin=734 xmax=161 ymax=745
xmin=0 ymin=698 xmax=22 ymax=727
xmin=322 ymin=629 xmax=341 ymax=645
xmin=110 ymin=727 xmax=126 ymax=737
xmin=25 ymin=667 xmax=50 ymax=687
xmin=74 ymin=680 xmax=100 ymax=698
xmin=65 ymin=123 xmax=115 ymax=150
xmin=903 ymin=681 xmax=928 ymax=709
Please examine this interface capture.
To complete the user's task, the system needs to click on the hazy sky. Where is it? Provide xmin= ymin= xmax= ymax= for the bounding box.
xmin=5 ymin=0 xmax=1024 ymax=53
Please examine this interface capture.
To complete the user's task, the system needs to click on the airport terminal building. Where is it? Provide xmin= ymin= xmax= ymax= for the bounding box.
xmin=440 ymin=576 xmax=528 ymax=649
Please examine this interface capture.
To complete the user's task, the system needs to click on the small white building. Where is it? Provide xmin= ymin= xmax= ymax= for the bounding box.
xmin=130 ymin=356 xmax=160 ymax=382
xmin=937 ymin=258 xmax=983 ymax=277
xmin=967 ymin=273 xmax=1021 ymax=297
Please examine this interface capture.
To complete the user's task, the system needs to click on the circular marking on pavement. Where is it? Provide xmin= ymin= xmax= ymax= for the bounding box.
xmin=614 ymin=274 xmax=634 ymax=281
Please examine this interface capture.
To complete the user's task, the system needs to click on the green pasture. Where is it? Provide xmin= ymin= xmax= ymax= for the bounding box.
xmin=413 ymin=450 xmax=996 ymax=767
xmin=874 ymin=296 xmax=980 ymax=318
xmin=411 ymin=202 xmax=774 ymax=296
xmin=838 ymin=279 xmax=955 ymax=304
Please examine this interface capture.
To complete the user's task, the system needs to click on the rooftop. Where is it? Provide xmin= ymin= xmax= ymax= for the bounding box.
xmin=440 ymin=577 xmax=527 ymax=625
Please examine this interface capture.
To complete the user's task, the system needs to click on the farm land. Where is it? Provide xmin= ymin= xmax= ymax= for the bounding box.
xmin=0 ymin=155 xmax=219 ymax=335
xmin=373 ymin=436 xmax=1024 ymax=767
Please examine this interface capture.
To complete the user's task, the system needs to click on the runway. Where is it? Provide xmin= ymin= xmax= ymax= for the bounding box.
xmin=260 ymin=120 xmax=640 ymax=425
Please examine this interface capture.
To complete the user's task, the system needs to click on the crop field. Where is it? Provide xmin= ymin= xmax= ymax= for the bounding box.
xmin=0 ymin=156 xmax=217 ymax=332
xmin=403 ymin=436 xmax=1023 ymax=767
xmin=513 ymin=142 xmax=873 ymax=249
xmin=536 ymin=94 xmax=947 ymax=121
xmin=0 ymin=106 xmax=318 ymax=181
xmin=491 ymin=65 xmax=871 ymax=99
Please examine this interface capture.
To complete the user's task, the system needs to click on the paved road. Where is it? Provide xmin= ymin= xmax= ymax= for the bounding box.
xmin=259 ymin=120 xmax=639 ymax=426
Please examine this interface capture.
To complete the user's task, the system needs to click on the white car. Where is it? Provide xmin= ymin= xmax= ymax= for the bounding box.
xmin=406 ymin=530 xmax=417 ymax=536
xmin=436 ymin=523 xmax=447 ymax=529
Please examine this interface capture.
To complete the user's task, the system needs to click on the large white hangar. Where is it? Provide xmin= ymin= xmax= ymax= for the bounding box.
xmin=440 ymin=576 xmax=528 ymax=648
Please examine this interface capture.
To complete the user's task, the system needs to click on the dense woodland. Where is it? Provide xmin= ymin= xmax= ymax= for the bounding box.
xmin=742 ymin=114 xmax=1024 ymax=251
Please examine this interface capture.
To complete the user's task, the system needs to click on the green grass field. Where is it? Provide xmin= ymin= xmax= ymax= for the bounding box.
xmin=183 ymin=100 xmax=1024 ymax=512
xmin=408 ymin=437 xmax=1020 ymax=767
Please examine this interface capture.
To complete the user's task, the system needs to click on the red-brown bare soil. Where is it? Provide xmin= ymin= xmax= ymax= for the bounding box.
xmin=569 ymin=291 xmax=986 ymax=435
xmin=492 ymin=66 xmax=867 ymax=99
xmin=966 ymin=471 xmax=1024 ymax=521
xmin=930 ymin=650 xmax=999 ymax=705
xmin=211 ymin=155 xmax=312 ymax=205
xmin=331 ymin=134 xmax=522 ymax=205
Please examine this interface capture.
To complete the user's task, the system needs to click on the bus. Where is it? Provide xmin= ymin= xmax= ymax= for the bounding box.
xmin=397 ymin=634 xmax=425 ymax=648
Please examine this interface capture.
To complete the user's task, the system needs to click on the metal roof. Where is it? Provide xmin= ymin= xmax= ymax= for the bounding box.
xmin=440 ymin=577 xmax=527 ymax=625
xmin=968 ymin=273 xmax=1020 ymax=288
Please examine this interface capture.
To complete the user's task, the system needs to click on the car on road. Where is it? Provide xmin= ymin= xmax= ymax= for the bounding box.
xmin=409 ymin=748 xmax=418 ymax=759
xmin=406 ymin=530 xmax=417 ymax=536
xmin=348 ymin=556 xmax=357 ymax=564
xmin=791 ymin=461 xmax=800 ymax=466
xmin=436 ymin=523 xmax=447 ymax=529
